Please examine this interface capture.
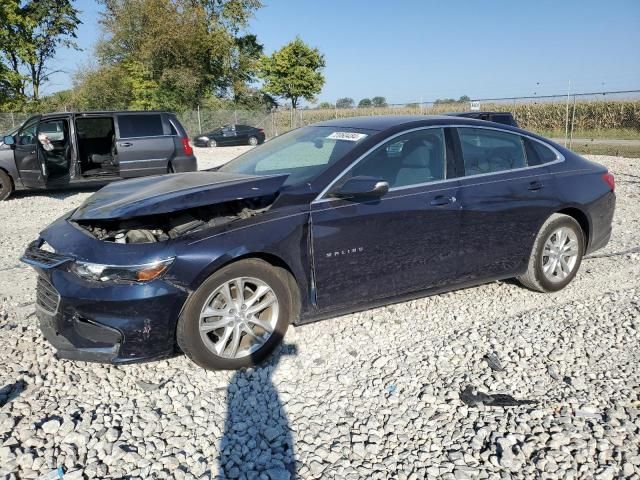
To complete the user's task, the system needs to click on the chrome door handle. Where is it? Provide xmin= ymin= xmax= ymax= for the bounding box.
xmin=430 ymin=195 xmax=456 ymax=206
xmin=118 ymin=142 xmax=133 ymax=147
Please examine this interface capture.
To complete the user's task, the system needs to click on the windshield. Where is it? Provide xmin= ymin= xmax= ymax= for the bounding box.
xmin=218 ymin=126 xmax=372 ymax=185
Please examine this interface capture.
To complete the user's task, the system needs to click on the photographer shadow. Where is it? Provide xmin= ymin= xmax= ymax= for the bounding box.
xmin=218 ymin=344 xmax=298 ymax=480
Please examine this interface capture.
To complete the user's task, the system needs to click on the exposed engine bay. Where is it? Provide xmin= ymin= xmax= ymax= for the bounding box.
xmin=73 ymin=196 xmax=275 ymax=243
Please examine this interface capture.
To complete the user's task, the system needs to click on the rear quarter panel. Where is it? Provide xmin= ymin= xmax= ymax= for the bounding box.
xmin=548 ymin=152 xmax=615 ymax=253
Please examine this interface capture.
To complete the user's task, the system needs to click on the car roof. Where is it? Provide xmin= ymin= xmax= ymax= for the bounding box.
xmin=314 ymin=114 xmax=518 ymax=132
xmin=40 ymin=111 xmax=173 ymax=118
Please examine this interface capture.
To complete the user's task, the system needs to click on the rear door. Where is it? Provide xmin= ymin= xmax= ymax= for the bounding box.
xmin=14 ymin=116 xmax=46 ymax=187
xmin=454 ymin=127 xmax=561 ymax=281
xmin=115 ymin=113 xmax=174 ymax=177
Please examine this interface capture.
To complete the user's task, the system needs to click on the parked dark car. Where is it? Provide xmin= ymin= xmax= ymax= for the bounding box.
xmin=193 ymin=124 xmax=266 ymax=147
xmin=0 ymin=111 xmax=197 ymax=200
xmin=21 ymin=115 xmax=615 ymax=370
xmin=447 ymin=111 xmax=519 ymax=127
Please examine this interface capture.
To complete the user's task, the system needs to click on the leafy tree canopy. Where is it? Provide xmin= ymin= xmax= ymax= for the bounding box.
xmin=371 ymin=96 xmax=387 ymax=107
xmin=358 ymin=98 xmax=372 ymax=108
xmin=258 ymin=37 xmax=325 ymax=109
xmin=336 ymin=97 xmax=354 ymax=109
xmin=0 ymin=0 xmax=80 ymax=108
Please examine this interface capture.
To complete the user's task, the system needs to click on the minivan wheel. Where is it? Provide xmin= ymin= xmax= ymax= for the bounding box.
xmin=517 ymin=213 xmax=585 ymax=292
xmin=208 ymin=139 xmax=217 ymax=148
xmin=177 ymin=259 xmax=293 ymax=370
xmin=248 ymin=136 xmax=258 ymax=146
xmin=0 ymin=170 xmax=14 ymax=201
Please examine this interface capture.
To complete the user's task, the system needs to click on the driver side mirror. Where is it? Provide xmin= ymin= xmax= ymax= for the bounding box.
xmin=3 ymin=135 xmax=15 ymax=146
xmin=332 ymin=176 xmax=389 ymax=199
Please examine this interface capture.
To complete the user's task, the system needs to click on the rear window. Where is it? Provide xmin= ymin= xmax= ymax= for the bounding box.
xmin=118 ymin=114 xmax=164 ymax=138
xmin=524 ymin=138 xmax=558 ymax=166
xmin=459 ymin=127 xmax=527 ymax=175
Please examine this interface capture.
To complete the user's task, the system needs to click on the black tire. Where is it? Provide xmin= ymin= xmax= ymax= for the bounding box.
xmin=517 ymin=213 xmax=585 ymax=292
xmin=0 ymin=169 xmax=14 ymax=201
xmin=177 ymin=259 xmax=294 ymax=370
xmin=208 ymin=139 xmax=217 ymax=148
xmin=248 ymin=136 xmax=258 ymax=146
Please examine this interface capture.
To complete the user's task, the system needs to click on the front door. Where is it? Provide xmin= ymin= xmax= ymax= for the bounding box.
xmin=311 ymin=127 xmax=462 ymax=310
xmin=14 ymin=116 xmax=46 ymax=188
xmin=115 ymin=113 xmax=174 ymax=177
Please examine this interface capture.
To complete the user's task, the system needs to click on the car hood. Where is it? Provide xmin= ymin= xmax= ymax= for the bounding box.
xmin=71 ymin=171 xmax=289 ymax=221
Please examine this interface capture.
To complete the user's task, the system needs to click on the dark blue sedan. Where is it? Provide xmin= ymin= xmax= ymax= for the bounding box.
xmin=21 ymin=116 xmax=616 ymax=370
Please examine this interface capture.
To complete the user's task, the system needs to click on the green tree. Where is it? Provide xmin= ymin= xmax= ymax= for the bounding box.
xmin=73 ymin=0 xmax=262 ymax=111
xmin=317 ymin=101 xmax=334 ymax=109
xmin=0 ymin=0 xmax=80 ymax=104
xmin=434 ymin=98 xmax=456 ymax=104
xmin=371 ymin=96 xmax=387 ymax=107
xmin=458 ymin=95 xmax=470 ymax=103
xmin=258 ymin=37 xmax=325 ymax=110
xmin=336 ymin=97 xmax=354 ymax=109
xmin=358 ymin=98 xmax=372 ymax=108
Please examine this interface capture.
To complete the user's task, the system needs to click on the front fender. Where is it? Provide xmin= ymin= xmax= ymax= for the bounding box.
xmin=167 ymin=209 xmax=312 ymax=311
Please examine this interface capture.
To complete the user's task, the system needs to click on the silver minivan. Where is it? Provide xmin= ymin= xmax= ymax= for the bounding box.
xmin=0 ymin=111 xmax=197 ymax=200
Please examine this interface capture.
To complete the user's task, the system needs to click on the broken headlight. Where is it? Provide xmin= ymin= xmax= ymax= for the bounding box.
xmin=69 ymin=258 xmax=175 ymax=283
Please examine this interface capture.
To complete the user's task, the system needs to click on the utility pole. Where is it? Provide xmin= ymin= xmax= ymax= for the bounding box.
xmin=197 ymin=105 xmax=202 ymax=134
xmin=564 ymin=80 xmax=571 ymax=147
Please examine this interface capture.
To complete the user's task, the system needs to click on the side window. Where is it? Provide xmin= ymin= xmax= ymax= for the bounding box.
xmin=346 ymin=128 xmax=446 ymax=189
xmin=458 ymin=127 xmax=526 ymax=176
xmin=524 ymin=138 xmax=558 ymax=166
xmin=117 ymin=114 xmax=164 ymax=138
xmin=17 ymin=118 xmax=39 ymax=146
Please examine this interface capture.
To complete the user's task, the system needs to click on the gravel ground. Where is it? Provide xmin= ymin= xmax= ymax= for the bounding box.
xmin=0 ymin=154 xmax=639 ymax=480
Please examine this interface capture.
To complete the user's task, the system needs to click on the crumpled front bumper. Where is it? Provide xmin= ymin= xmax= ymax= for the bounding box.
xmin=32 ymin=268 xmax=188 ymax=364
xmin=22 ymin=227 xmax=190 ymax=364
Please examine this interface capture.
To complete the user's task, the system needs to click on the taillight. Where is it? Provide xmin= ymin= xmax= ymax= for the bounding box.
xmin=181 ymin=137 xmax=193 ymax=156
xmin=602 ymin=172 xmax=615 ymax=191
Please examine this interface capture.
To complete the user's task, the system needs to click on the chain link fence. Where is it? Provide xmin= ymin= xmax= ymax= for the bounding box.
xmin=2 ymin=90 xmax=638 ymax=155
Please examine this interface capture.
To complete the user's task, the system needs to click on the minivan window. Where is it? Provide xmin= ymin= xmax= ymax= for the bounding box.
xmin=524 ymin=138 xmax=558 ymax=166
xmin=17 ymin=118 xmax=39 ymax=146
xmin=118 ymin=114 xmax=164 ymax=138
xmin=345 ymin=128 xmax=446 ymax=189
xmin=458 ymin=127 xmax=526 ymax=176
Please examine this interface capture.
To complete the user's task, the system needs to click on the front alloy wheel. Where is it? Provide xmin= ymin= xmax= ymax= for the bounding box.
xmin=199 ymin=277 xmax=279 ymax=359
xmin=248 ymin=136 xmax=258 ymax=146
xmin=177 ymin=259 xmax=294 ymax=370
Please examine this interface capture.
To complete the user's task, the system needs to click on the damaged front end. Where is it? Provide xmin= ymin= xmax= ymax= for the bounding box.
xmin=69 ymin=171 xmax=289 ymax=243
xmin=74 ymin=197 xmax=273 ymax=244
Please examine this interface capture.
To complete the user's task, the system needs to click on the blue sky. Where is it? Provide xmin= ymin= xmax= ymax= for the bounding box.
xmin=48 ymin=0 xmax=640 ymax=104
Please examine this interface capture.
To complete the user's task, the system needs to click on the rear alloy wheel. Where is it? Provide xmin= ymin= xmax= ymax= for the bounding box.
xmin=207 ymin=139 xmax=217 ymax=148
xmin=248 ymin=136 xmax=258 ymax=146
xmin=517 ymin=213 xmax=585 ymax=292
xmin=0 ymin=170 xmax=14 ymax=201
xmin=177 ymin=259 xmax=293 ymax=370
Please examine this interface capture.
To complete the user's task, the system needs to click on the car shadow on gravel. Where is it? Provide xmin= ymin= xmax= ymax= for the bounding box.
xmin=0 ymin=380 xmax=26 ymax=407
xmin=218 ymin=344 xmax=298 ymax=479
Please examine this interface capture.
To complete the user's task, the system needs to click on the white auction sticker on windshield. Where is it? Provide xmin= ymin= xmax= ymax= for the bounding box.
xmin=326 ymin=131 xmax=368 ymax=141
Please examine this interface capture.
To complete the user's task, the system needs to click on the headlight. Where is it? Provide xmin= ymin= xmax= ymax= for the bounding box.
xmin=70 ymin=258 xmax=175 ymax=283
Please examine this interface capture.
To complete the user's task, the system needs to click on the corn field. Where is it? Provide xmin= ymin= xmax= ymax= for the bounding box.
xmin=273 ymin=99 xmax=640 ymax=136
